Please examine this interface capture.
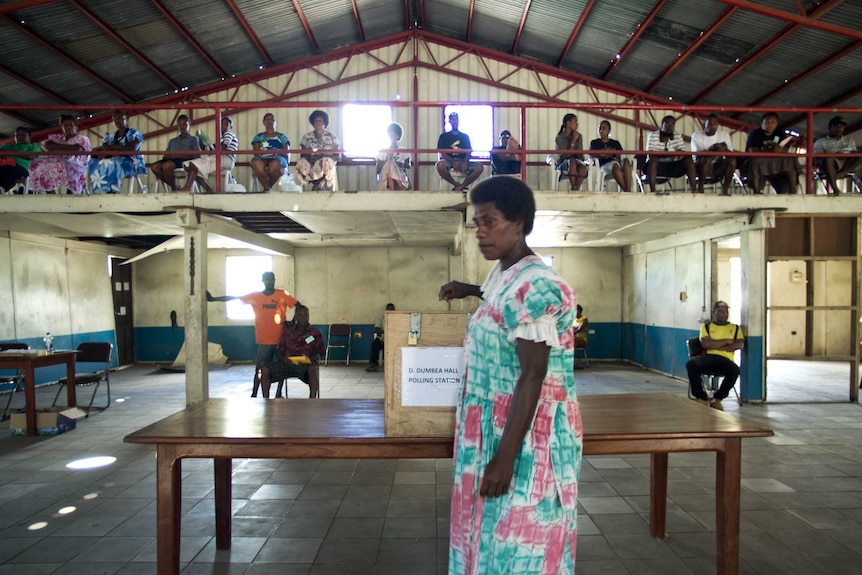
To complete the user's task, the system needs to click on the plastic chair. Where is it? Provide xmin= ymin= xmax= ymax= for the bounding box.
xmin=324 ymin=324 xmax=351 ymax=366
xmin=685 ymin=338 xmax=741 ymax=405
xmin=154 ymin=168 xmax=198 ymax=193
xmin=52 ymin=342 xmax=113 ymax=416
xmin=1 ymin=342 xmax=29 ymax=420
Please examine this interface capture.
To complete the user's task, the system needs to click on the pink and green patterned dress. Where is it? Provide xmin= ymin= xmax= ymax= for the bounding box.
xmin=449 ymin=255 xmax=582 ymax=575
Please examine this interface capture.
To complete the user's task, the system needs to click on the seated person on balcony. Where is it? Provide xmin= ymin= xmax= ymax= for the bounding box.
xmin=0 ymin=127 xmax=41 ymax=194
xmin=691 ymin=113 xmax=736 ymax=195
xmin=365 ymin=303 xmax=395 ymax=372
xmin=88 ymin=110 xmax=147 ymax=194
xmin=813 ymin=116 xmax=862 ymax=195
xmin=251 ymin=112 xmax=290 ymax=192
xmin=296 ymin=110 xmax=341 ymax=191
xmin=745 ymin=112 xmax=798 ymax=194
xmin=181 ymin=116 xmax=239 ymax=193
xmin=555 ymin=113 xmax=588 ymax=190
xmin=259 ymin=304 xmax=324 ymax=399
xmin=436 ymin=111 xmax=483 ymax=192
xmin=685 ymin=301 xmax=744 ymax=411
xmin=645 ymin=115 xmax=697 ymax=194
xmin=377 ymin=123 xmax=411 ymax=190
xmin=589 ymin=120 xmax=632 ymax=192
xmin=29 ymin=115 xmax=92 ymax=195
xmin=490 ymin=130 xmax=522 ymax=176
xmin=150 ymin=115 xmax=201 ymax=192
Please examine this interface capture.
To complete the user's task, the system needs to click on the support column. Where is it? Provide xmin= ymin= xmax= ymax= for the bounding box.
xmin=178 ymin=209 xmax=209 ymax=406
xmin=740 ymin=228 xmax=766 ymax=401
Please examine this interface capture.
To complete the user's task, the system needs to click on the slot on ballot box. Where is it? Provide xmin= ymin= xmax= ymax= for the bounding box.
xmin=384 ymin=311 xmax=470 ymax=437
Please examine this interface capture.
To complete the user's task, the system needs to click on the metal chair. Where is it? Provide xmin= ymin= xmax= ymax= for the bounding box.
xmin=685 ymin=337 xmax=741 ymax=405
xmin=575 ymin=345 xmax=589 ymax=368
xmin=53 ymin=342 xmax=113 ymax=416
xmin=1 ymin=342 xmax=29 ymax=420
xmin=324 ymin=324 xmax=352 ymax=366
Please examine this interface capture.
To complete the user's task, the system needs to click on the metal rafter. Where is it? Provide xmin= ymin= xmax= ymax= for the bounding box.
xmin=466 ymin=0 xmax=475 ymax=42
xmin=744 ymin=39 xmax=862 ymax=110
xmin=511 ymin=0 xmax=532 ymax=54
xmin=291 ymin=0 xmax=319 ymax=51
xmin=224 ymin=0 xmax=273 ymax=65
xmin=602 ymin=0 xmax=667 ymax=80
xmin=645 ymin=6 xmax=737 ymax=93
xmin=150 ymin=0 xmax=225 ymax=77
xmin=418 ymin=0 xmax=426 ymax=29
xmin=1 ymin=15 xmax=133 ymax=102
xmin=0 ymin=61 xmax=72 ymax=105
xmin=557 ymin=0 xmax=597 ymax=67
xmin=350 ymin=0 xmax=365 ymax=42
xmin=691 ymin=0 xmax=844 ymax=105
xmin=68 ymin=0 xmax=178 ymax=89
xmin=403 ymin=0 xmax=410 ymax=29
xmin=0 ymin=0 xmax=62 ymax=13
xmin=783 ymin=81 xmax=862 ymax=128
xmin=716 ymin=0 xmax=859 ymax=40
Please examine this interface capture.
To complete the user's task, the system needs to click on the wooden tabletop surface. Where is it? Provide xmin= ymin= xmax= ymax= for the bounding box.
xmin=124 ymin=393 xmax=772 ymax=445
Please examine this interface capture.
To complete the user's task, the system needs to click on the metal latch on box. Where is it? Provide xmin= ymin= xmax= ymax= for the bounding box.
xmin=407 ymin=312 xmax=421 ymax=345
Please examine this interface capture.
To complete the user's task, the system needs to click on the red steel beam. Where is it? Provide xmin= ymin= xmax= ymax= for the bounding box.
xmin=224 ymin=0 xmax=273 ymax=65
xmin=350 ymin=0 xmax=365 ymax=42
xmin=1 ymin=15 xmax=132 ymax=102
xmin=466 ymin=0 xmax=475 ymax=42
xmin=418 ymin=0 xmax=425 ymax=29
xmin=68 ymin=0 xmax=178 ymax=89
xmin=645 ymin=6 xmax=737 ymax=93
xmin=150 ymin=0 xmax=226 ymax=77
xmin=783 ymin=81 xmax=862 ymax=128
xmin=691 ymin=0 xmax=844 ymax=105
xmin=715 ymin=0 xmax=860 ymax=40
xmin=602 ymin=0 xmax=667 ymax=80
xmin=403 ymin=0 xmax=409 ymax=29
xmin=557 ymin=0 xmax=597 ymax=67
xmin=745 ymin=39 xmax=862 ymax=110
xmin=511 ymin=0 xmax=532 ymax=54
xmin=291 ymin=0 xmax=318 ymax=51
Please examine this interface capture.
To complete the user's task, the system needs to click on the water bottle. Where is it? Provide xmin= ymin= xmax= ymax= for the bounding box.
xmin=43 ymin=332 xmax=54 ymax=353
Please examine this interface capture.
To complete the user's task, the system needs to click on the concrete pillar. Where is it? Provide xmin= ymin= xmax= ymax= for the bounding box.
xmin=740 ymin=229 xmax=766 ymax=401
xmin=178 ymin=209 xmax=209 ymax=405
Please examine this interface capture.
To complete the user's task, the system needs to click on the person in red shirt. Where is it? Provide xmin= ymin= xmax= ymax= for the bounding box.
xmin=208 ymin=271 xmax=298 ymax=397
xmin=259 ymin=304 xmax=325 ymax=398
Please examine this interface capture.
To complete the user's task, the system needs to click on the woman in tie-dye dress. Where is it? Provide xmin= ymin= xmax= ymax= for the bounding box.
xmin=439 ymin=177 xmax=582 ymax=575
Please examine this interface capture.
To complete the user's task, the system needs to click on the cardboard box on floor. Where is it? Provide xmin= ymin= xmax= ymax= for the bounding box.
xmin=9 ymin=407 xmax=86 ymax=436
xmin=384 ymin=310 xmax=469 ymax=437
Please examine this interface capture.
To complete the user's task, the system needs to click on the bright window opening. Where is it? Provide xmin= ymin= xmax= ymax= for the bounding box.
xmin=342 ymin=104 xmax=393 ymax=157
xmin=225 ymin=255 xmax=273 ymax=320
xmin=540 ymin=255 xmax=554 ymax=268
xmin=443 ymin=104 xmax=493 ymax=159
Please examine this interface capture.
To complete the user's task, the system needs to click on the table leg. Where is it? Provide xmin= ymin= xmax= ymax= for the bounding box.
xmin=24 ymin=365 xmax=36 ymax=436
xmin=65 ymin=356 xmax=76 ymax=407
xmin=156 ymin=445 xmax=182 ymax=575
xmin=650 ymin=452 xmax=668 ymax=538
xmin=214 ymin=458 xmax=232 ymax=549
xmin=716 ymin=438 xmax=742 ymax=575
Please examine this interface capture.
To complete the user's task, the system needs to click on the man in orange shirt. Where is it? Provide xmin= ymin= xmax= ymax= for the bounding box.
xmin=208 ymin=271 xmax=298 ymax=397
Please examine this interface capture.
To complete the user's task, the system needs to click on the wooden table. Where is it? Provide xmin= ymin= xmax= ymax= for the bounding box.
xmin=124 ymin=393 xmax=772 ymax=575
xmin=0 ymin=349 xmax=77 ymax=436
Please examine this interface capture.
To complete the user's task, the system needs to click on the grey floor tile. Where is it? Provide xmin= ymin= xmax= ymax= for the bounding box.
xmin=382 ymin=517 xmax=436 ymax=539
xmin=621 ymin=557 xmax=696 ymax=574
xmin=271 ymin=515 xmax=332 ymax=539
xmin=787 ymin=507 xmax=862 ymax=529
xmin=327 ymin=517 xmax=385 ymax=539
xmin=193 ymin=536 xmax=267 ymax=563
xmin=255 ymin=537 xmax=322 ymax=563
xmin=375 ymin=538 xmax=436 ymax=565
xmin=315 ymin=538 xmax=379 ymax=564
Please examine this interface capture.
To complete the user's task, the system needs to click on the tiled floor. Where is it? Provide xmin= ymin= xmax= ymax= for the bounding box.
xmin=1 ymin=361 xmax=861 ymax=574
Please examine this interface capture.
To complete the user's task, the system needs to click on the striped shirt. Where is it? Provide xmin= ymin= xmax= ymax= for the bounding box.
xmin=647 ymin=130 xmax=685 ymax=162
xmin=221 ymin=130 xmax=238 ymax=163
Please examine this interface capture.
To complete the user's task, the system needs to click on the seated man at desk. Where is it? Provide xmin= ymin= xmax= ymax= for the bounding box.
xmin=686 ymin=301 xmax=744 ymax=411
xmin=259 ymin=304 xmax=324 ymax=399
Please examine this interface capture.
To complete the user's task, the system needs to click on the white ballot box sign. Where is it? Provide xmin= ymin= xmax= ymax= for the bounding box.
xmin=401 ymin=347 xmax=462 ymax=407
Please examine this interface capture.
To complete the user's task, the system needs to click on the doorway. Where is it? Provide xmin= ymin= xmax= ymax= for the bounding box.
xmin=110 ymin=257 xmax=134 ymax=366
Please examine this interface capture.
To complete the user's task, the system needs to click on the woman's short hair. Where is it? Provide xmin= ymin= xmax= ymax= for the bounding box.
xmin=386 ymin=122 xmax=403 ymax=141
xmin=470 ymin=177 xmax=536 ymax=235
xmin=59 ymin=114 xmax=77 ymax=125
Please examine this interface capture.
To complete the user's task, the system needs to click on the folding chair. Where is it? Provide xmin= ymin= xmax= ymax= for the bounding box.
xmin=324 ymin=324 xmax=351 ymax=366
xmin=685 ymin=338 xmax=741 ymax=405
xmin=574 ymin=345 xmax=589 ymax=369
xmin=53 ymin=342 xmax=113 ymax=416
xmin=1 ymin=342 xmax=29 ymax=420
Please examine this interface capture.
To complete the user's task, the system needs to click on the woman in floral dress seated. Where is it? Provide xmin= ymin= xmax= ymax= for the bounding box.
xmin=87 ymin=110 xmax=146 ymax=194
xmin=29 ymin=115 xmax=91 ymax=194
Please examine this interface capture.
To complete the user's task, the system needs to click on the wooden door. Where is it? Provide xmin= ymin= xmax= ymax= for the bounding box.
xmin=111 ymin=258 xmax=134 ymax=365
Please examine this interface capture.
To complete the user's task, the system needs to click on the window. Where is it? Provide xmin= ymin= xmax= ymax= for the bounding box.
xmin=225 ymin=255 xmax=272 ymax=320
xmin=540 ymin=255 xmax=554 ymax=268
xmin=443 ymin=104 xmax=493 ymax=159
xmin=342 ymin=104 xmax=393 ymax=157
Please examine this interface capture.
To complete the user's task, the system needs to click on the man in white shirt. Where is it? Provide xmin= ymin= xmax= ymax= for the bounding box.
xmin=645 ymin=115 xmax=697 ymax=194
xmin=691 ymin=114 xmax=736 ymax=195
xmin=813 ymin=116 xmax=862 ymax=195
